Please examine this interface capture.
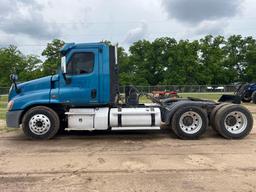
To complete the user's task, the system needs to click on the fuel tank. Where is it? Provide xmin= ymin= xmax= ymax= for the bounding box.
xmin=109 ymin=107 xmax=161 ymax=129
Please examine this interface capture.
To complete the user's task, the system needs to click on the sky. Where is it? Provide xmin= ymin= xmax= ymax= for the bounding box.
xmin=0 ymin=0 xmax=255 ymax=56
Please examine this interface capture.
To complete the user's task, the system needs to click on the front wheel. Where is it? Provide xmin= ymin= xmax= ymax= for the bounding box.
xmin=22 ymin=106 xmax=60 ymax=140
xmin=171 ymin=106 xmax=208 ymax=140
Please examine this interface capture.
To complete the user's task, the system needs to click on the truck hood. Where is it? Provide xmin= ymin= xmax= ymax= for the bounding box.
xmin=9 ymin=76 xmax=53 ymax=101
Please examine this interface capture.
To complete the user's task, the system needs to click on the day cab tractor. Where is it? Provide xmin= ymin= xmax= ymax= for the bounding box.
xmin=6 ymin=43 xmax=253 ymax=140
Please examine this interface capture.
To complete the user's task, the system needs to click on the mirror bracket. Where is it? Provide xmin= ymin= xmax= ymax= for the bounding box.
xmin=62 ymin=73 xmax=72 ymax=84
xmin=10 ymin=74 xmax=21 ymax=93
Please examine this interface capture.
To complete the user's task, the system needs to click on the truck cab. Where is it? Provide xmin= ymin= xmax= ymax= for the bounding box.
xmin=58 ymin=43 xmax=119 ymax=106
xmin=6 ymin=43 xmax=253 ymax=140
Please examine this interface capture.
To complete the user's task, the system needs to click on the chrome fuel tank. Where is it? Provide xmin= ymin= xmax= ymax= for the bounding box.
xmin=110 ymin=107 xmax=161 ymax=129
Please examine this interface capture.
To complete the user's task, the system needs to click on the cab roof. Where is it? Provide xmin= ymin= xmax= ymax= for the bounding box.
xmin=60 ymin=42 xmax=109 ymax=56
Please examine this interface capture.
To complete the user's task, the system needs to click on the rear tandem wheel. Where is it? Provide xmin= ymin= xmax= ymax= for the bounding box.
xmin=210 ymin=103 xmax=229 ymax=132
xmin=171 ymin=106 xmax=208 ymax=140
xmin=214 ymin=104 xmax=253 ymax=139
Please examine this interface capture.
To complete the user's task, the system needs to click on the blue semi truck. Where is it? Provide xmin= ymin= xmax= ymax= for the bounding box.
xmin=6 ymin=43 xmax=253 ymax=140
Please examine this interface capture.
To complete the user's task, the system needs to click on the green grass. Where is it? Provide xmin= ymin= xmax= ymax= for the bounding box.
xmin=179 ymin=92 xmax=227 ymax=101
xmin=0 ymin=95 xmax=7 ymax=120
xmin=0 ymin=102 xmax=7 ymax=108
xmin=0 ymin=111 xmax=6 ymax=119
xmin=0 ymin=95 xmax=8 ymax=102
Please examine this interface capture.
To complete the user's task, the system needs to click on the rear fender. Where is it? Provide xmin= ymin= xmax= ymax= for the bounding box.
xmin=218 ymin=95 xmax=241 ymax=104
xmin=163 ymin=101 xmax=215 ymax=125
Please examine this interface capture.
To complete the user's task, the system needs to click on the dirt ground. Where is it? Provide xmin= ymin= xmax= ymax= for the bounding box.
xmin=0 ymin=105 xmax=256 ymax=192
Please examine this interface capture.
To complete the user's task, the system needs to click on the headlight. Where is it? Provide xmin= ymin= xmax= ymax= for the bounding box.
xmin=7 ymin=100 xmax=14 ymax=111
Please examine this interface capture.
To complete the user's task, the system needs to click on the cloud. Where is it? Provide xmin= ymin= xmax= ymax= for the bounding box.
xmin=124 ymin=22 xmax=148 ymax=44
xmin=1 ymin=12 xmax=60 ymax=40
xmin=0 ymin=0 xmax=60 ymax=40
xmin=162 ymin=0 xmax=242 ymax=24
xmin=0 ymin=33 xmax=17 ymax=48
xmin=0 ymin=0 xmax=15 ymax=15
xmin=189 ymin=20 xmax=228 ymax=36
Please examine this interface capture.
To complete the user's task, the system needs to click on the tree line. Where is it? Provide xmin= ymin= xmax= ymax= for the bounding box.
xmin=0 ymin=39 xmax=65 ymax=87
xmin=0 ymin=35 xmax=256 ymax=87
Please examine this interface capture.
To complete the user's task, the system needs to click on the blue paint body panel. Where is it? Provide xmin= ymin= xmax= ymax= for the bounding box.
xmin=8 ymin=43 xmax=112 ymax=111
xmin=9 ymin=76 xmax=52 ymax=110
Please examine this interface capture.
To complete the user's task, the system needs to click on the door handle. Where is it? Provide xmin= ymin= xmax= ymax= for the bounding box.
xmin=91 ymin=89 xmax=97 ymax=99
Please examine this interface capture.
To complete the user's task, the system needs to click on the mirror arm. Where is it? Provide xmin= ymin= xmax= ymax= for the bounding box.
xmin=12 ymin=80 xmax=21 ymax=94
xmin=62 ymin=73 xmax=72 ymax=84
xmin=62 ymin=72 xmax=67 ymax=81
xmin=10 ymin=74 xmax=21 ymax=93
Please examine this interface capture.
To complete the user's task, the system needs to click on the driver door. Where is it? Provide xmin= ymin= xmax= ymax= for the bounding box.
xmin=59 ymin=48 xmax=100 ymax=106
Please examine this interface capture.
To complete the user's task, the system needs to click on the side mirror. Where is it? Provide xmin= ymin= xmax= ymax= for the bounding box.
xmin=61 ymin=56 xmax=67 ymax=74
xmin=61 ymin=56 xmax=72 ymax=84
xmin=10 ymin=74 xmax=18 ymax=83
xmin=10 ymin=74 xmax=20 ymax=93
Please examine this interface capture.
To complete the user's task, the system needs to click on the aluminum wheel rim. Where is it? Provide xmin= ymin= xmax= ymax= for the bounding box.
xmin=179 ymin=111 xmax=203 ymax=134
xmin=224 ymin=111 xmax=247 ymax=134
xmin=29 ymin=114 xmax=51 ymax=135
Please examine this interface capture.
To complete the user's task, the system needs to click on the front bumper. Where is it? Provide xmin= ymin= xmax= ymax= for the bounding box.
xmin=6 ymin=110 xmax=23 ymax=128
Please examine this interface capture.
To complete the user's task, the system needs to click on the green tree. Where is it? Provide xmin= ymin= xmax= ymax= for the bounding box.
xmin=42 ymin=39 xmax=65 ymax=76
xmin=224 ymin=35 xmax=255 ymax=83
xmin=128 ymin=40 xmax=152 ymax=85
xmin=199 ymin=35 xmax=231 ymax=85
xmin=167 ymin=39 xmax=200 ymax=85
xmin=244 ymin=38 xmax=256 ymax=82
xmin=19 ymin=55 xmax=43 ymax=81
xmin=118 ymin=46 xmax=132 ymax=85
xmin=0 ymin=46 xmax=26 ymax=86
xmin=0 ymin=46 xmax=42 ymax=87
xmin=150 ymin=37 xmax=176 ymax=85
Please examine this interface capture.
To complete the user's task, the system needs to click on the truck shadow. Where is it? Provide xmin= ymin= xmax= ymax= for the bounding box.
xmin=6 ymin=128 xmax=221 ymax=141
xmin=56 ymin=128 xmax=219 ymax=140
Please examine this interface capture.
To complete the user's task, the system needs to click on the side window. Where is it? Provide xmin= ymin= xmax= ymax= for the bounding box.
xmin=67 ymin=52 xmax=94 ymax=75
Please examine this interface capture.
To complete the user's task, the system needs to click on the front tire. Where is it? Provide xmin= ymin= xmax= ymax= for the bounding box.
xmin=171 ymin=106 xmax=208 ymax=140
xmin=22 ymin=106 xmax=60 ymax=140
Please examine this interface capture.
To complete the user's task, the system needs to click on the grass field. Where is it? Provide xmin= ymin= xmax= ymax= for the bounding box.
xmin=179 ymin=92 xmax=225 ymax=100
xmin=0 ymin=95 xmax=7 ymax=120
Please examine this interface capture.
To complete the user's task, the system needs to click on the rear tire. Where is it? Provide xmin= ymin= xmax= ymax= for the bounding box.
xmin=171 ymin=106 xmax=208 ymax=140
xmin=22 ymin=106 xmax=60 ymax=140
xmin=214 ymin=105 xmax=253 ymax=139
xmin=242 ymin=91 xmax=252 ymax=103
xmin=238 ymin=84 xmax=251 ymax=102
xmin=210 ymin=103 xmax=229 ymax=131
xmin=252 ymin=91 xmax=256 ymax=104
